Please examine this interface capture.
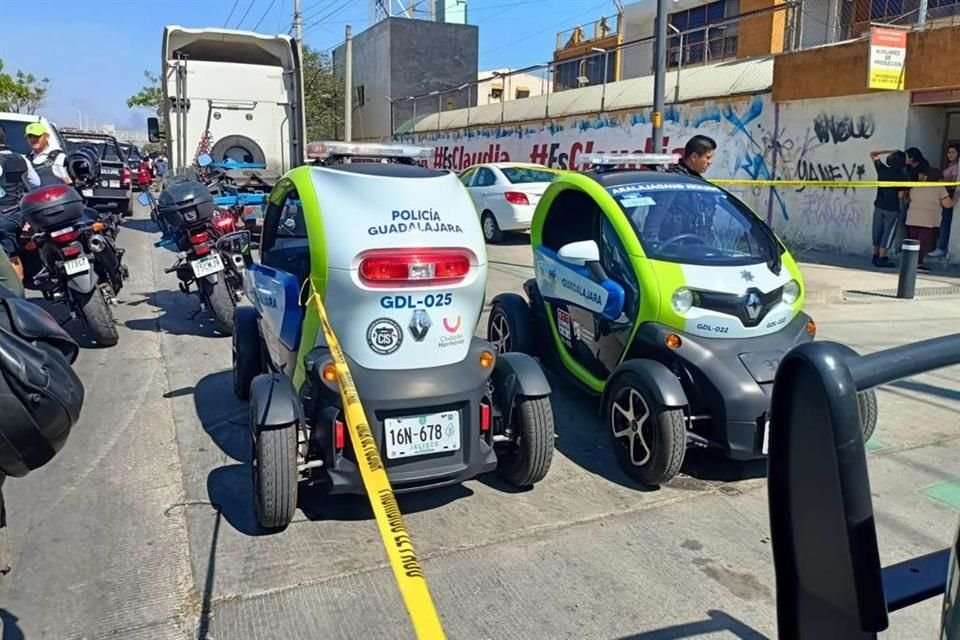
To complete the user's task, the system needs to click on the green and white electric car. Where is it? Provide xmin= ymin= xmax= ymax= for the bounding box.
xmin=488 ymin=154 xmax=877 ymax=487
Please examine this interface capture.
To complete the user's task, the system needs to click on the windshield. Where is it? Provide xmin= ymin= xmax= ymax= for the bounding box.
xmin=65 ymin=138 xmax=124 ymax=162
xmin=501 ymin=166 xmax=558 ymax=184
xmin=0 ymin=119 xmax=33 ymax=155
xmin=607 ymin=181 xmax=782 ymax=266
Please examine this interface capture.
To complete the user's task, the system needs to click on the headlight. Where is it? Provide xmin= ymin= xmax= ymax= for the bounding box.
xmin=671 ymin=287 xmax=694 ymax=314
xmin=783 ymin=279 xmax=800 ymax=305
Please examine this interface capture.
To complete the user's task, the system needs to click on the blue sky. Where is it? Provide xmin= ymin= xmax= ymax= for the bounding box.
xmin=1 ymin=0 xmax=613 ymax=130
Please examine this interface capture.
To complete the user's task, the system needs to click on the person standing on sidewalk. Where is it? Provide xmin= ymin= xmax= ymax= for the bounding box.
xmin=928 ymin=142 xmax=958 ymax=259
xmin=905 ymin=165 xmax=954 ymax=271
xmin=869 ymin=149 xmax=906 ymax=267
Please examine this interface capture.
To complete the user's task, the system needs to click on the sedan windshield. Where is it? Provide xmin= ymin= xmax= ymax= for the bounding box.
xmin=0 ymin=120 xmax=32 ymax=155
xmin=606 ymin=181 xmax=782 ymax=266
xmin=501 ymin=166 xmax=558 ymax=184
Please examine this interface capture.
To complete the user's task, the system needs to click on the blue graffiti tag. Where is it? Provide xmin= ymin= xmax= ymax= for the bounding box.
xmin=724 ymin=97 xmax=789 ymax=222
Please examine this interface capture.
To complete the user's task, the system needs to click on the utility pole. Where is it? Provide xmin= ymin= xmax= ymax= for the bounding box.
xmin=344 ymin=25 xmax=353 ymax=142
xmin=293 ymin=0 xmax=303 ymax=42
xmin=651 ymin=0 xmax=668 ymax=153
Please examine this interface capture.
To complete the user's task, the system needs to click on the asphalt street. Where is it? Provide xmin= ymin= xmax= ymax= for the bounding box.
xmin=0 ymin=203 xmax=958 ymax=639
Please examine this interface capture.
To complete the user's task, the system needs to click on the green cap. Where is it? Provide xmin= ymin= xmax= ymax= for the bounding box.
xmin=24 ymin=122 xmax=48 ymax=137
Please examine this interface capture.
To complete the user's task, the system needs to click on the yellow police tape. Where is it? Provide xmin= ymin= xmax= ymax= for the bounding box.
xmin=307 ymin=285 xmax=446 ymax=640
xmin=710 ymin=179 xmax=960 ymax=188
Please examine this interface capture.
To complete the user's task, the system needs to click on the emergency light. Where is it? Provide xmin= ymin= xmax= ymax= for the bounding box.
xmin=579 ymin=153 xmax=679 ymax=168
xmin=306 ymin=141 xmax=432 ymax=160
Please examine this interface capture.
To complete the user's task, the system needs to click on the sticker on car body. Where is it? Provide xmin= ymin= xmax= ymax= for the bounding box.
xmin=367 ymin=317 xmax=404 ymax=354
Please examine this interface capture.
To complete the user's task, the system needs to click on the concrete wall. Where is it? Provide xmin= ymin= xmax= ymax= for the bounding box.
xmin=402 ymin=90 xmax=960 ymax=262
xmin=476 ymin=70 xmax=546 ymax=106
xmin=333 ymin=20 xmax=392 ymax=140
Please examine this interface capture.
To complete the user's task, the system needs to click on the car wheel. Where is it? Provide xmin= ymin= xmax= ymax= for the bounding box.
xmin=481 ymin=211 xmax=503 ymax=244
xmin=233 ymin=307 xmax=262 ymax=400
xmin=605 ymin=372 xmax=686 ymax=487
xmin=496 ymin=396 xmax=555 ymax=487
xmin=251 ymin=417 xmax=298 ymax=531
xmin=488 ymin=294 xmax=535 ymax=355
xmin=857 ymin=389 xmax=878 ymax=443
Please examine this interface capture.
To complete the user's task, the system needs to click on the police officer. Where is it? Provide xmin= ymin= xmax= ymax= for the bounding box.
xmin=669 ymin=134 xmax=716 ymax=179
xmin=24 ymin=121 xmax=70 ymax=186
xmin=0 ymin=127 xmax=37 ymax=295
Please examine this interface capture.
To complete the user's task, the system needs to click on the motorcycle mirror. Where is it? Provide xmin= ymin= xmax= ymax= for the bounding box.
xmin=136 ymin=192 xmax=151 ymax=207
xmin=197 ymin=154 xmax=213 ymax=167
xmin=0 ymin=164 xmax=4 ymax=177
xmin=0 ymin=187 xmax=5 ymax=199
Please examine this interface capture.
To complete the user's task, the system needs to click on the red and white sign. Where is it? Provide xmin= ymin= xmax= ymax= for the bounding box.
xmin=868 ymin=27 xmax=907 ymax=91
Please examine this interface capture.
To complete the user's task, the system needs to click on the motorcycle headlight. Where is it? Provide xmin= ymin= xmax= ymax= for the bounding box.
xmin=671 ymin=287 xmax=694 ymax=314
xmin=783 ymin=279 xmax=801 ymax=305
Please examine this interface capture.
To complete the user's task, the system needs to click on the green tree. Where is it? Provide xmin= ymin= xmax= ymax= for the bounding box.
xmin=0 ymin=59 xmax=50 ymax=114
xmin=126 ymin=70 xmax=164 ymax=115
xmin=303 ymin=45 xmax=342 ymax=141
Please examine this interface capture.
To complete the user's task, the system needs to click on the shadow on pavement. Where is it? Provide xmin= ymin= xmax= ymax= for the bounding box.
xmin=488 ymin=232 xmax=530 ymax=247
xmin=191 ymin=371 xmax=249 ymax=462
xmin=794 ymin=247 xmax=960 ymax=278
xmin=121 ymin=218 xmax=162 ymax=235
xmin=617 ymin=609 xmax=769 ymax=639
xmin=195 ymin=508 xmax=222 ymax=640
xmin=892 ymin=378 xmax=960 ymax=403
xmin=124 ymin=289 xmax=229 ymax=339
xmin=0 ymin=609 xmax=25 ymax=640
xmin=25 ymin=295 xmax=116 ymax=350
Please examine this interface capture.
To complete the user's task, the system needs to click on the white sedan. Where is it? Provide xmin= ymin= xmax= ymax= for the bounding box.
xmin=459 ymin=162 xmax=560 ymax=243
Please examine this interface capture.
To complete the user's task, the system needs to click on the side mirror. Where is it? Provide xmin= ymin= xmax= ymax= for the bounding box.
xmin=558 ymin=240 xmax=600 ymax=266
xmin=197 ymin=153 xmax=213 ymax=167
xmin=147 ymin=117 xmax=161 ymax=143
xmin=136 ymin=192 xmax=151 ymax=207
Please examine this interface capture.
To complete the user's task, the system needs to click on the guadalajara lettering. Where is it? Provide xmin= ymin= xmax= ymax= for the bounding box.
xmin=562 ymin=277 xmax=602 ymax=305
xmin=368 ymin=208 xmax=464 ymax=236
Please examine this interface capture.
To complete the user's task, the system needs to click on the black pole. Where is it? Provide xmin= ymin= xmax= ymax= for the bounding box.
xmin=652 ymin=0 xmax=668 ymax=152
xmin=896 ymin=238 xmax=920 ymax=299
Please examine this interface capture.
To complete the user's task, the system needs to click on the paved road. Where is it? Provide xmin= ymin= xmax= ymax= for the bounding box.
xmin=1 ymin=206 xmax=958 ymax=639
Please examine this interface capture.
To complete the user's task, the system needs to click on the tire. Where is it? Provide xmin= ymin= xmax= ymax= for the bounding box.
xmin=605 ymin=372 xmax=686 ymax=486
xmin=481 ymin=211 xmax=503 ymax=243
xmin=201 ymin=276 xmax=236 ymax=335
xmin=117 ymin=199 xmax=131 ymax=217
xmin=496 ymin=396 xmax=555 ymax=487
xmin=857 ymin=389 xmax=878 ymax=443
xmin=77 ymin=287 xmax=119 ymax=347
xmin=487 ymin=294 xmax=535 ymax=356
xmin=251 ymin=423 xmax=298 ymax=531
xmin=233 ymin=307 xmax=262 ymax=400
xmin=210 ymin=134 xmax=267 ymax=165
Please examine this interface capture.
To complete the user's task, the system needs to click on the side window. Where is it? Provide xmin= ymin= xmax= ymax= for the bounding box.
xmin=459 ymin=168 xmax=476 ymax=186
xmin=276 ymin=191 xmax=307 ymax=238
xmin=599 ymin=217 xmax=641 ymax=321
xmin=474 ymin=168 xmax=496 ymax=187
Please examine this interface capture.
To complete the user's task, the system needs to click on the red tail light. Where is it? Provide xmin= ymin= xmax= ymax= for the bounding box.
xmin=189 ymin=231 xmax=209 ymax=245
xmin=23 ymin=185 xmax=71 ymax=204
xmin=122 ymin=167 xmax=131 ymax=187
xmin=504 ymin=191 xmax=529 ymax=205
xmin=193 ymin=244 xmax=210 ymax=257
xmin=358 ymin=248 xmax=471 ymax=287
xmin=334 ymin=419 xmax=345 ymax=450
xmin=50 ymin=227 xmax=79 ymax=244
xmin=480 ymin=403 xmax=491 ymax=432
xmin=62 ymin=244 xmax=82 ymax=257
xmin=213 ymin=214 xmax=235 ymax=231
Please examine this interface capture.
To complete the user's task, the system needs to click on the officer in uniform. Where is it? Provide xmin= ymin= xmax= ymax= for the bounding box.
xmin=24 ymin=121 xmax=70 ymax=186
xmin=0 ymin=127 xmax=39 ymax=296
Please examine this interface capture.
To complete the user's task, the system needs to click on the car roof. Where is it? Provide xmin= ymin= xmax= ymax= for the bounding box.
xmin=586 ymin=169 xmax=711 ymax=189
xmin=466 ymin=162 xmax=554 ymax=171
xmin=0 ymin=112 xmax=51 ymax=123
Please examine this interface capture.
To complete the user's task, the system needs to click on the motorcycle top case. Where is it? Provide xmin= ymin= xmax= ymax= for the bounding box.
xmin=19 ymin=184 xmax=86 ymax=231
xmin=157 ymin=180 xmax=215 ymax=228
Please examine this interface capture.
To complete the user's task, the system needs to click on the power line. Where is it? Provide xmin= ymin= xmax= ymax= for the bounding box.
xmin=224 ymin=0 xmax=240 ymax=26
xmin=253 ymin=0 xmax=279 ymax=30
xmin=480 ymin=0 xmax=610 ymax=57
xmin=302 ymin=0 xmax=338 ymax=22
xmin=235 ymin=0 xmax=257 ymax=29
xmin=302 ymin=0 xmax=354 ymax=36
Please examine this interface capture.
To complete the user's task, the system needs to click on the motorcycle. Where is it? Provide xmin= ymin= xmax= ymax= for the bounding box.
xmin=148 ymin=159 xmax=252 ymax=336
xmin=18 ymin=184 xmax=128 ymax=347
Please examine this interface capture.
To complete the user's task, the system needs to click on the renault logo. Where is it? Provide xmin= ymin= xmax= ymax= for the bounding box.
xmin=745 ymin=292 xmax=763 ymax=320
xmin=409 ymin=309 xmax=431 ymax=342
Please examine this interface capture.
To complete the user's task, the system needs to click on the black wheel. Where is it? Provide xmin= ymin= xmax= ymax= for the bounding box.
xmin=487 ymin=294 xmax=535 ymax=356
xmin=857 ymin=389 xmax=878 ymax=442
xmin=201 ymin=277 xmax=236 ymax=335
xmin=233 ymin=307 xmax=262 ymax=400
xmin=117 ymin=199 xmax=131 ymax=218
xmin=76 ymin=287 xmax=119 ymax=347
xmin=496 ymin=396 xmax=555 ymax=487
xmin=251 ymin=420 xmax=299 ymax=531
xmin=605 ymin=372 xmax=686 ymax=486
xmin=481 ymin=211 xmax=503 ymax=244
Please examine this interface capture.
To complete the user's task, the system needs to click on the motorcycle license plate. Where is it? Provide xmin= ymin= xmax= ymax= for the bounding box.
xmin=191 ymin=253 xmax=224 ymax=278
xmin=81 ymin=189 xmax=94 ymax=197
xmin=64 ymin=256 xmax=90 ymax=275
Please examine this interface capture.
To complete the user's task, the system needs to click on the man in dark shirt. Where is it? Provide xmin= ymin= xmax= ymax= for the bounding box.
xmin=668 ymin=134 xmax=716 ymax=179
xmin=869 ymin=150 xmax=906 ymax=267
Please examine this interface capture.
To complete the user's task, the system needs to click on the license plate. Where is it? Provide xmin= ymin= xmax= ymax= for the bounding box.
xmin=64 ymin=256 xmax=90 ymax=275
xmin=761 ymin=419 xmax=771 ymax=455
xmin=109 ymin=180 xmax=120 ymax=188
xmin=385 ymin=411 xmax=460 ymax=459
xmin=190 ymin=253 xmax=224 ymax=278
xmin=81 ymin=188 xmax=94 ymax=197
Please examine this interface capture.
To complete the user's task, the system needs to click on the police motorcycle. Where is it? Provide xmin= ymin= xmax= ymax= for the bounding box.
xmin=194 ymin=158 xmax=276 ymax=245
xmin=63 ymin=146 xmax=124 ymax=240
xmin=149 ymin=154 xmax=252 ymax=336
xmin=17 ymin=181 xmax=126 ymax=347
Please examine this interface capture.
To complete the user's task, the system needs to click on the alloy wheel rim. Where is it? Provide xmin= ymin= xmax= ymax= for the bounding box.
xmin=611 ymin=386 xmax=653 ymax=467
xmin=490 ymin=312 xmax=511 ymax=353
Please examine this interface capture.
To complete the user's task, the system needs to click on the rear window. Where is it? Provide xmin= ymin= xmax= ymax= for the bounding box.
xmin=501 ymin=166 xmax=558 ymax=184
xmin=0 ymin=120 xmax=32 ymax=155
xmin=64 ymin=138 xmax=125 ymax=162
